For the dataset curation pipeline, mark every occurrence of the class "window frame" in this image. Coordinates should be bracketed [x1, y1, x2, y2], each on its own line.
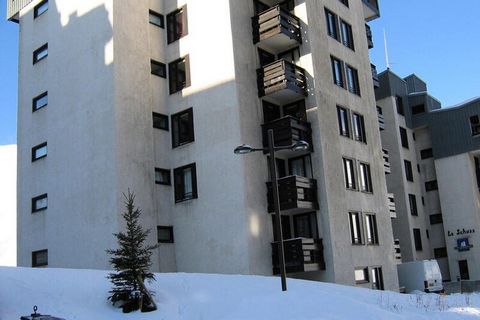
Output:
[395, 95, 404, 116]
[32, 142, 47, 162]
[420, 148, 433, 159]
[33, 43, 48, 64]
[32, 193, 48, 213]
[32, 249, 48, 267]
[345, 64, 360, 96]
[343, 157, 356, 190]
[399, 127, 409, 149]
[365, 214, 378, 245]
[173, 163, 198, 203]
[153, 112, 169, 131]
[340, 19, 354, 50]
[434, 247, 448, 259]
[425, 180, 438, 192]
[32, 91, 48, 112]
[157, 226, 174, 243]
[408, 194, 418, 216]
[171, 107, 194, 148]
[411, 104, 425, 115]
[168, 55, 190, 94]
[354, 267, 369, 284]
[337, 106, 350, 137]
[167, 6, 188, 44]
[404, 160, 414, 182]
[371, 267, 384, 290]
[34, 0, 48, 19]
[359, 162, 373, 193]
[325, 8, 339, 41]
[155, 168, 171, 186]
[413, 228, 423, 251]
[331, 56, 344, 88]
[352, 112, 366, 143]
[149, 9, 165, 28]
[349, 212, 363, 245]
[151, 59, 166, 78]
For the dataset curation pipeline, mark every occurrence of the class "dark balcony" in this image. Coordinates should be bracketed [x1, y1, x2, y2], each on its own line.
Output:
[267, 175, 318, 214]
[382, 148, 391, 174]
[394, 239, 402, 262]
[252, 5, 302, 53]
[371, 64, 379, 88]
[365, 24, 373, 49]
[272, 238, 325, 274]
[377, 106, 385, 131]
[262, 116, 312, 154]
[362, 0, 380, 21]
[388, 193, 396, 219]
[257, 59, 307, 104]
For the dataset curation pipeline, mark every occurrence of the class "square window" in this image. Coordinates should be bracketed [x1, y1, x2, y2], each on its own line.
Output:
[359, 162, 373, 192]
[346, 65, 360, 95]
[167, 6, 188, 44]
[32, 91, 48, 112]
[408, 194, 418, 216]
[32, 194, 48, 213]
[149, 10, 164, 28]
[155, 168, 171, 185]
[325, 9, 339, 40]
[153, 112, 169, 131]
[337, 106, 350, 137]
[33, 43, 48, 64]
[352, 112, 366, 143]
[429, 213, 443, 225]
[399, 127, 409, 149]
[34, 0, 48, 18]
[349, 212, 362, 244]
[331, 56, 344, 88]
[32, 249, 48, 267]
[365, 214, 378, 245]
[404, 160, 414, 182]
[355, 267, 369, 284]
[151, 59, 166, 78]
[32, 142, 47, 162]
[425, 180, 438, 191]
[168, 56, 190, 94]
[340, 20, 354, 50]
[343, 157, 356, 190]
[412, 104, 425, 115]
[157, 226, 174, 243]
[174, 163, 197, 203]
[171, 108, 194, 148]
[420, 148, 433, 159]
[434, 247, 447, 259]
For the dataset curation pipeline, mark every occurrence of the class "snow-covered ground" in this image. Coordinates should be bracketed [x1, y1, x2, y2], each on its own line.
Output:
[0, 267, 479, 320]
[0, 145, 16, 267]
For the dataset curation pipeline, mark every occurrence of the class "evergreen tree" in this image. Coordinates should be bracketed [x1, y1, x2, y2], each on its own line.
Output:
[106, 190, 158, 313]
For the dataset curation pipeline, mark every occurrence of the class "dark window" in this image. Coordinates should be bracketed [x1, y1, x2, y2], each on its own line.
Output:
[325, 9, 339, 40]
[258, 48, 276, 67]
[153, 112, 169, 130]
[33, 43, 48, 64]
[420, 148, 433, 159]
[429, 213, 443, 225]
[171, 108, 194, 148]
[412, 104, 425, 115]
[155, 168, 171, 185]
[417, 164, 421, 173]
[32, 91, 48, 112]
[459, 260, 470, 280]
[293, 212, 318, 238]
[331, 56, 344, 87]
[395, 95, 404, 115]
[278, 47, 300, 65]
[413, 228, 422, 251]
[349, 212, 362, 244]
[168, 56, 190, 94]
[434, 247, 447, 259]
[365, 214, 378, 245]
[268, 157, 287, 179]
[426, 229, 430, 239]
[475, 157, 480, 190]
[151, 59, 166, 78]
[343, 157, 356, 190]
[359, 162, 373, 192]
[412, 132, 416, 140]
[283, 100, 307, 121]
[272, 215, 292, 241]
[337, 106, 350, 137]
[34, 0, 48, 18]
[32, 249, 48, 267]
[288, 155, 313, 178]
[32, 194, 48, 213]
[352, 112, 366, 143]
[340, 20, 354, 50]
[371, 267, 384, 290]
[174, 163, 197, 202]
[346, 65, 360, 95]
[339, 0, 349, 7]
[425, 180, 438, 191]
[421, 196, 425, 206]
[167, 6, 188, 44]
[262, 101, 281, 123]
[404, 160, 413, 182]
[157, 226, 174, 243]
[408, 194, 418, 216]
[32, 142, 47, 162]
[149, 10, 164, 28]
[470, 115, 480, 136]
[399, 127, 409, 149]
[355, 267, 369, 284]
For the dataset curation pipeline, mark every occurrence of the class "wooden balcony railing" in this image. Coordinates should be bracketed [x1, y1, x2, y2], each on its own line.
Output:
[272, 237, 325, 274]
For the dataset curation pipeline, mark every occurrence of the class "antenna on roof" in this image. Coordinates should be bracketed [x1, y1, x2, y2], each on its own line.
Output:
[383, 29, 390, 69]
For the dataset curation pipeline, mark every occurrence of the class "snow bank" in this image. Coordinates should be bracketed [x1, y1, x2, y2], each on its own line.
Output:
[0, 145, 16, 267]
[0, 267, 479, 320]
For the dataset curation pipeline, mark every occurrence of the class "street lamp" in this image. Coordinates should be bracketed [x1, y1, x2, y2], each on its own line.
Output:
[234, 129, 309, 291]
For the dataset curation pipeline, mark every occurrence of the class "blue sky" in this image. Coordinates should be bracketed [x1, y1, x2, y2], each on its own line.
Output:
[0, 1, 479, 145]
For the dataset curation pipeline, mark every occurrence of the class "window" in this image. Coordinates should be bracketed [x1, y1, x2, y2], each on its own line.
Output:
[399, 127, 409, 149]
[32, 142, 47, 162]
[288, 155, 313, 178]
[340, 20, 354, 50]
[278, 47, 301, 65]
[34, 0, 48, 18]
[157, 226, 174, 243]
[429, 213, 443, 225]
[346, 65, 360, 95]
[420, 148, 433, 159]
[343, 157, 356, 190]
[352, 113, 366, 143]
[32, 194, 48, 213]
[331, 56, 344, 87]
[359, 162, 373, 192]
[408, 194, 418, 216]
[421, 196, 425, 206]
[32, 91, 48, 112]
[155, 168, 171, 185]
[337, 106, 350, 137]
[167, 6, 188, 44]
[434, 247, 447, 259]
[355, 267, 369, 284]
[339, 0, 349, 7]
[395, 95, 404, 115]
[413, 228, 422, 251]
[404, 160, 413, 182]
[371, 267, 384, 290]
[149, 10, 164, 28]
[33, 43, 48, 64]
[470, 115, 480, 136]
[153, 112, 169, 130]
[174, 163, 197, 202]
[349, 212, 362, 244]
[412, 104, 425, 115]
[151, 59, 166, 78]
[365, 214, 378, 245]
[32, 249, 48, 267]
[168, 56, 190, 94]
[325, 9, 339, 40]
[293, 212, 318, 239]
[425, 180, 438, 191]
[171, 108, 194, 148]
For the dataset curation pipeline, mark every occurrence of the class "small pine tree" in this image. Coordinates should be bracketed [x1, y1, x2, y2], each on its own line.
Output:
[106, 190, 158, 313]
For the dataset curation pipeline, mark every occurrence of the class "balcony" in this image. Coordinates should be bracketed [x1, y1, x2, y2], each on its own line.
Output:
[365, 24, 373, 49]
[377, 107, 385, 131]
[388, 193, 396, 219]
[262, 116, 312, 155]
[382, 149, 391, 174]
[371, 64, 379, 88]
[252, 5, 302, 53]
[257, 59, 308, 104]
[272, 238, 325, 274]
[267, 175, 319, 214]
[362, 0, 380, 21]
[394, 239, 402, 263]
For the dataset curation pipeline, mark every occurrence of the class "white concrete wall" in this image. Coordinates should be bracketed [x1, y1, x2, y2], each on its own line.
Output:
[0, 145, 17, 266]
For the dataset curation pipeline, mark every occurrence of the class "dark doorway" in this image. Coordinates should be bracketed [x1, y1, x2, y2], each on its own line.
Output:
[459, 260, 470, 280]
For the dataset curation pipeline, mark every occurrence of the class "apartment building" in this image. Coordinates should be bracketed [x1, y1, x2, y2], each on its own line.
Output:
[8, 0, 399, 290]
[376, 69, 480, 282]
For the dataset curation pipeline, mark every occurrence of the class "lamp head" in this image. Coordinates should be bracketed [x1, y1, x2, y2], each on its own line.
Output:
[234, 144, 254, 155]
[291, 140, 309, 152]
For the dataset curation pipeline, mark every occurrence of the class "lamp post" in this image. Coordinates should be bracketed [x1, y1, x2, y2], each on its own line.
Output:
[234, 129, 309, 292]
